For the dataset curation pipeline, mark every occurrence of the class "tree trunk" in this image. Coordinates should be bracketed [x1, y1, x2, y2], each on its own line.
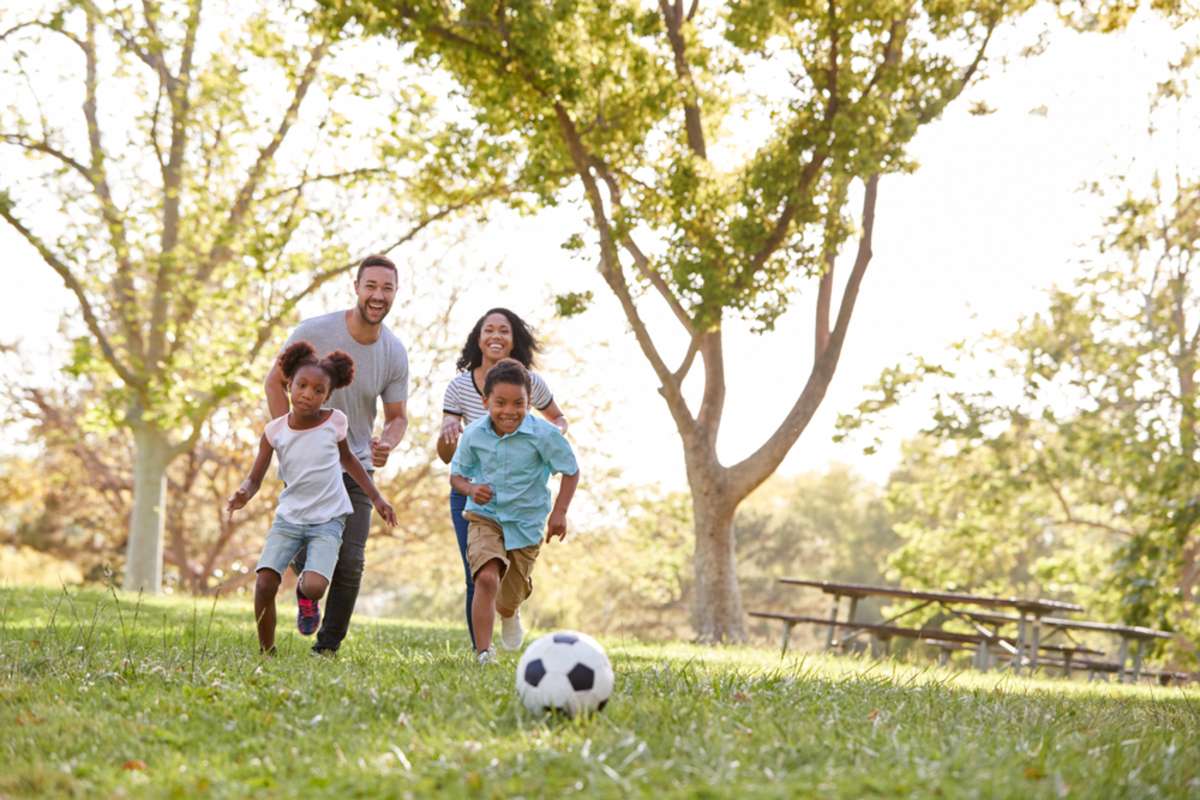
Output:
[123, 426, 171, 593]
[690, 494, 746, 643]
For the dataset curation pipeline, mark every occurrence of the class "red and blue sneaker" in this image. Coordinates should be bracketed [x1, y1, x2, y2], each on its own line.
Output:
[296, 585, 320, 636]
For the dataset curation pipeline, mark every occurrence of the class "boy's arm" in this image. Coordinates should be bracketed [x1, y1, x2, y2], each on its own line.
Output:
[339, 441, 397, 526]
[227, 435, 274, 516]
[545, 470, 580, 542]
[450, 472, 494, 505]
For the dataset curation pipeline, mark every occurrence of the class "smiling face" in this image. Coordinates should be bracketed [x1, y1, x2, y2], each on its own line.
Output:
[288, 364, 332, 416]
[478, 312, 514, 363]
[354, 265, 397, 326]
[483, 380, 529, 435]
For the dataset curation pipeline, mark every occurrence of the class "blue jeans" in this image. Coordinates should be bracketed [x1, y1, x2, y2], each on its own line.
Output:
[450, 489, 475, 648]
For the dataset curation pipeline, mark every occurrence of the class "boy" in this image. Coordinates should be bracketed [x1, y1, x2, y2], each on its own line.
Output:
[449, 359, 580, 664]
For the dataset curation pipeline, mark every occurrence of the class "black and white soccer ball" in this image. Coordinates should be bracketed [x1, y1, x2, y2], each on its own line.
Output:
[515, 630, 614, 715]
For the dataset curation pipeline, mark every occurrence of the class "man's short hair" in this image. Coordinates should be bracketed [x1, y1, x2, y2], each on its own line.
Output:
[356, 254, 398, 283]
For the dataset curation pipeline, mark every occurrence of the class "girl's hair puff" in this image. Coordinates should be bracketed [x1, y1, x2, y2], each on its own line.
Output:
[483, 358, 532, 397]
[456, 308, 541, 372]
[278, 341, 355, 390]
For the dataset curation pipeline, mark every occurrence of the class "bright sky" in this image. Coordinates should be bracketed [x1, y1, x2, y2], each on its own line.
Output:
[1, 6, 1195, 491]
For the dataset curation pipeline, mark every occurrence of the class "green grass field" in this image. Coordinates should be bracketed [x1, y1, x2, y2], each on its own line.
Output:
[1, 586, 1197, 798]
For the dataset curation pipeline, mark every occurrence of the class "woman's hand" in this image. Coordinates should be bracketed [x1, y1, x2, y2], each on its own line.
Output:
[440, 415, 464, 445]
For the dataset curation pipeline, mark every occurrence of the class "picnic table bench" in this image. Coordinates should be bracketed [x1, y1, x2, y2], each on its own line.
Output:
[961, 610, 1174, 683]
[755, 579, 1084, 674]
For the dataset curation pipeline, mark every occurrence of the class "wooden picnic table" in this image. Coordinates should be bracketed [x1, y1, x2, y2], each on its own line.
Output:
[775, 579, 1084, 674]
[962, 610, 1173, 683]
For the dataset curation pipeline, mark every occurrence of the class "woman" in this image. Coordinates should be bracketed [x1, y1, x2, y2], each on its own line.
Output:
[438, 308, 568, 647]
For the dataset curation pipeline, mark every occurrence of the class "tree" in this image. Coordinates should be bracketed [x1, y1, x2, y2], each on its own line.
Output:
[843, 175, 1200, 663]
[0, 0, 496, 592]
[320, 0, 1036, 639]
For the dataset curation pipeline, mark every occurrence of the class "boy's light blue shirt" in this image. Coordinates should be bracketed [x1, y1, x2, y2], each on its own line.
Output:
[450, 413, 579, 550]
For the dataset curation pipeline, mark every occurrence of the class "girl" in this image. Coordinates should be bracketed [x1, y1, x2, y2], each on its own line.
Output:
[437, 309, 568, 648]
[228, 341, 397, 653]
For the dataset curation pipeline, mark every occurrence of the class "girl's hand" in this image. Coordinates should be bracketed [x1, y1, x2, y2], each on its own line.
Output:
[470, 483, 493, 505]
[226, 482, 255, 518]
[440, 416, 463, 445]
[545, 510, 568, 542]
[373, 496, 398, 527]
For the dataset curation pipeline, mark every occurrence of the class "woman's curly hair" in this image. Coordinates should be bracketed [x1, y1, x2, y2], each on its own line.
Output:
[278, 341, 355, 390]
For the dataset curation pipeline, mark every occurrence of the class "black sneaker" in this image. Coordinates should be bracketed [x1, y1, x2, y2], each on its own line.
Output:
[296, 586, 320, 636]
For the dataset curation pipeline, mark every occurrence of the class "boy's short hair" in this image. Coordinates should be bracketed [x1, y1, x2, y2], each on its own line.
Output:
[356, 254, 398, 283]
[484, 358, 533, 396]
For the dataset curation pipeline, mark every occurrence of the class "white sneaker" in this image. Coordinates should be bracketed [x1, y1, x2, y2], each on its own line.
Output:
[499, 611, 524, 651]
[476, 647, 497, 666]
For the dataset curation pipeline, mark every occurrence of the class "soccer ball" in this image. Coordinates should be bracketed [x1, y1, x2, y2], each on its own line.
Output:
[515, 630, 614, 716]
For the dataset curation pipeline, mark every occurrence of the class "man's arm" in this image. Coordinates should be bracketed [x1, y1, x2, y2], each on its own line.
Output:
[370, 400, 408, 468]
[264, 361, 289, 419]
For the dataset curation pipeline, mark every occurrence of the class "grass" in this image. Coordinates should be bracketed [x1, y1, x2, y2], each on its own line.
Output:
[1, 586, 1198, 799]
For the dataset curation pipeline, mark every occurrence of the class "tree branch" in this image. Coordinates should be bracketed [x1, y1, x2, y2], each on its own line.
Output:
[658, 0, 706, 159]
[727, 174, 880, 498]
[554, 102, 696, 433]
[0, 202, 141, 389]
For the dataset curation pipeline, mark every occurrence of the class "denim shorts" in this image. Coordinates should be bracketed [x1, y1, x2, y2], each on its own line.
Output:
[256, 513, 347, 581]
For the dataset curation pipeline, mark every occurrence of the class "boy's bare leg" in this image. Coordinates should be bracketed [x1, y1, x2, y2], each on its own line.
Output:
[254, 570, 282, 652]
[472, 560, 502, 652]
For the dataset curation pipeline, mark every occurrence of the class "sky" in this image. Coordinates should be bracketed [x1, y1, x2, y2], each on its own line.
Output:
[1, 5, 1195, 492]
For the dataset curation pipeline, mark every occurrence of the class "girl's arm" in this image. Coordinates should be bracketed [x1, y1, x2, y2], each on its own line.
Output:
[338, 440, 398, 526]
[437, 412, 463, 464]
[226, 435, 274, 517]
[539, 400, 568, 435]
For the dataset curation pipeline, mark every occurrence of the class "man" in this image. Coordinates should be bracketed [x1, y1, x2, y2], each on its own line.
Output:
[264, 254, 409, 654]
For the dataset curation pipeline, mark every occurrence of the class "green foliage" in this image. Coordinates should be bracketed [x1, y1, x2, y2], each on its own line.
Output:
[2, 586, 1198, 798]
[319, 0, 1031, 330]
[845, 172, 1200, 665]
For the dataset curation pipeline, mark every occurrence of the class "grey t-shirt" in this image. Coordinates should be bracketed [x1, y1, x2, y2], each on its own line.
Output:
[282, 310, 409, 471]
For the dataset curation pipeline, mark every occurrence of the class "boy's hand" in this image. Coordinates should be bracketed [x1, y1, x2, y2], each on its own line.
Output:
[545, 510, 568, 542]
[373, 496, 398, 527]
[470, 483, 493, 505]
[226, 481, 255, 518]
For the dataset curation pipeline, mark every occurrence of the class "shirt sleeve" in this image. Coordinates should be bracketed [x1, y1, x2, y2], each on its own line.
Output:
[381, 341, 409, 403]
[530, 372, 554, 411]
[449, 429, 480, 477]
[263, 415, 288, 449]
[442, 377, 464, 416]
[330, 409, 348, 441]
[538, 426, 579, 476]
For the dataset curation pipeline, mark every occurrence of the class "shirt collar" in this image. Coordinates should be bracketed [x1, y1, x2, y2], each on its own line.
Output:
[485, 413, 536, 439]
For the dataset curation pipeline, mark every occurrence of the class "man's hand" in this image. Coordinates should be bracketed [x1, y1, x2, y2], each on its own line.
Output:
[373, 496, 398, 526]
[545, 509, 568, 542]
[370, 436, 393, 468]
[226, 481, 256, 519]
[470, 483, 493, 505]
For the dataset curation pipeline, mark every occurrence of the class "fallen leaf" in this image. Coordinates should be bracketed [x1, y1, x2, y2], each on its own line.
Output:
[1024, 766, 1046, 781]
[122, 760, 147, 772]
[732, 691, 750, 704]
[867, 709, 881, 721]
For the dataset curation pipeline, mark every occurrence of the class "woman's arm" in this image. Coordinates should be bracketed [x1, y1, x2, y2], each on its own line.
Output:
[539, 400, 568, 434]
[437, 412, 464, 464]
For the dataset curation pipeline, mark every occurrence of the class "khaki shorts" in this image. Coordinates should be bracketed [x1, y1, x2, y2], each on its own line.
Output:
[465, 512, 540, 614]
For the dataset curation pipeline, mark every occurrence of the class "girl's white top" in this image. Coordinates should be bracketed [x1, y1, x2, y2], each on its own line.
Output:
[265, 409, 353, 525]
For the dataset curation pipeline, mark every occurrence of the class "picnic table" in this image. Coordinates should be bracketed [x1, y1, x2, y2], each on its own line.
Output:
[754, 578, 1083, 674]
[963, 610, 1174, 683]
